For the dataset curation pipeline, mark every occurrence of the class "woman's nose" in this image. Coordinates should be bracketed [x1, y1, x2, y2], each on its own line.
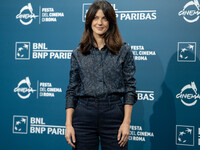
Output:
[97, 19, 102, 25]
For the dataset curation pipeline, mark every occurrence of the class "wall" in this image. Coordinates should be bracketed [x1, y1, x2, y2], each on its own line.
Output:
[0, 0, 200, 149]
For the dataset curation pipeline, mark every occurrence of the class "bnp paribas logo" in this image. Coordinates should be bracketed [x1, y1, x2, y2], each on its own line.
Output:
[177, 42, 196, 62]
[176, 125, 194, 146]
[178, 0, 200, 23]
[15, 42, 30, 60]
[82, 3, 157, 22]
[13, 115, 28, 134]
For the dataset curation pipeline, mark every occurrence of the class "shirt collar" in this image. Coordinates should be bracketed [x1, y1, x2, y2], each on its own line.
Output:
[92, 43, 107, 51]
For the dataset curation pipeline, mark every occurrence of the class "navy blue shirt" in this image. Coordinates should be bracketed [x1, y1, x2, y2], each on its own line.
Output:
[65, 43, 137, 109]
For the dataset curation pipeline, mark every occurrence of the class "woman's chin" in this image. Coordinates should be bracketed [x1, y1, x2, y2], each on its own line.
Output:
[94, 32, 106, 37]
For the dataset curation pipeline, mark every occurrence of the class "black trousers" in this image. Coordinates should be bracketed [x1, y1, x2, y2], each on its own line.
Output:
[72, 95, 128, 150]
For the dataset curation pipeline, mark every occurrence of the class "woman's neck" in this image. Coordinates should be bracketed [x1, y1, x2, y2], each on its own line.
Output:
[93, 33, 105, 51]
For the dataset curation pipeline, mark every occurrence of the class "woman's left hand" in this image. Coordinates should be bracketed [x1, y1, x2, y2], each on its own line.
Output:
[117, 122, 130, 147]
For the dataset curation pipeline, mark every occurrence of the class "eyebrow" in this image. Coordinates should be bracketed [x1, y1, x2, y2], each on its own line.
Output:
[94, 15, 106, 18]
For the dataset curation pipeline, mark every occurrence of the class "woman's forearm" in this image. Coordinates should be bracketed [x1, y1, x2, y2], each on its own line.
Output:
[65, 108, 75, 126]
[123, 104, 133, 124]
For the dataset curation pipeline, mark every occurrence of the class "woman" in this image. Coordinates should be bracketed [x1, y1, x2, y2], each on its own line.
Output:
[65, 1, 137, 150]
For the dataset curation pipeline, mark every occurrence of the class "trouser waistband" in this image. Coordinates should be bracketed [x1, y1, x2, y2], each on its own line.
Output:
[77, 94, 123, 106]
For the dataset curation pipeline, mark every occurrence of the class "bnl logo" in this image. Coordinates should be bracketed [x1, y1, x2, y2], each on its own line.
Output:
[82, 3, 118, 22]
[176, 125, 194, 146]
[13, 115, 28, 134]
[177, 42, 196, 62]
[15, 42, 30, 60]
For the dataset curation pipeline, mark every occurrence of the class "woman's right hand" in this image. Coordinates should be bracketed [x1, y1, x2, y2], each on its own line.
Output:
[65, 124, 76, 148]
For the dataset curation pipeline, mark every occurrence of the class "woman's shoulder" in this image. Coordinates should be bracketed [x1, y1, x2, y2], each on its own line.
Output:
[71, 46, 81, 56]
[119, 42, 132, 54]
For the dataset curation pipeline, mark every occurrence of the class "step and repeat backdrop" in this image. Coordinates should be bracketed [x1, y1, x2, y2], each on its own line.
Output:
[1, 0, 200, 150]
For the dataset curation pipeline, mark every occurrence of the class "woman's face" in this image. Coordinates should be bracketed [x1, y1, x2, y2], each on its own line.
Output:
[91, 9, 109, 37]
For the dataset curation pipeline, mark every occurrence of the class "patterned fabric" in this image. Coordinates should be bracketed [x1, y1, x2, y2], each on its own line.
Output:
[65, 43, 137, 109]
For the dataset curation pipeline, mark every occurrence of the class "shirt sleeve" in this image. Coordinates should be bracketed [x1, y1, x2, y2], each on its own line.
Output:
[65, 51, 80, 109]
[122, 45, 137, 105]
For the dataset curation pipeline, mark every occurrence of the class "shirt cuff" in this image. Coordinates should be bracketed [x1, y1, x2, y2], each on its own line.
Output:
[124, 93, 138, 105]
[65, 96, 77, 109]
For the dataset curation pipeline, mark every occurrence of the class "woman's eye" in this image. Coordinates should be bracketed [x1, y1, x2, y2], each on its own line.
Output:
[103, 17, 108, 21]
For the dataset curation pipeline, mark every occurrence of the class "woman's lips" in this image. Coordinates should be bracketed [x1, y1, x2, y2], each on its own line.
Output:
[96, 27, 104, 30]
